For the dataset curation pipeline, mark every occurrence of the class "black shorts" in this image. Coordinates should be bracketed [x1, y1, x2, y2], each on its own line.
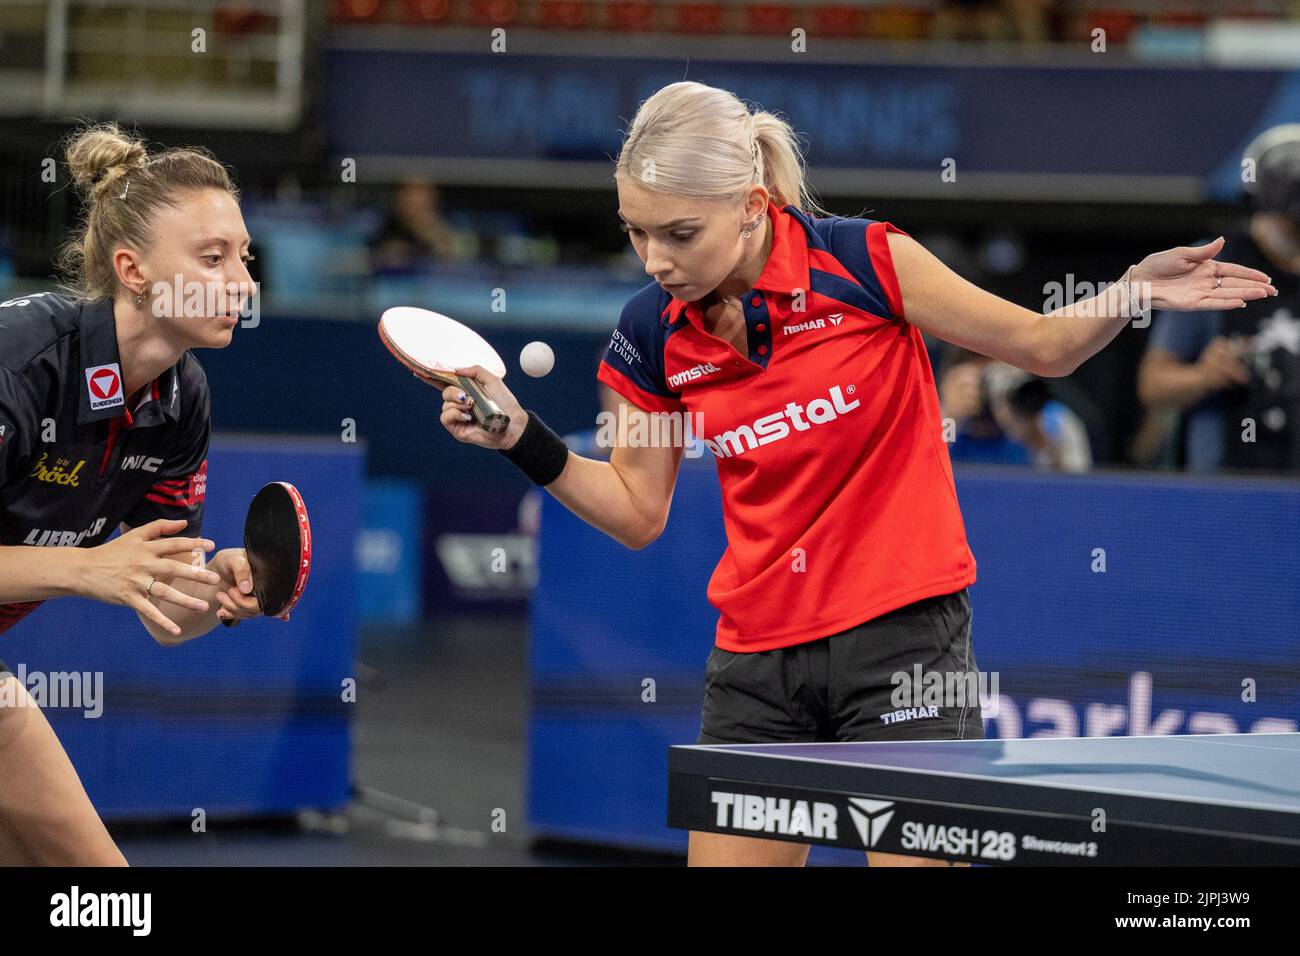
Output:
[698, 588, 983, 744]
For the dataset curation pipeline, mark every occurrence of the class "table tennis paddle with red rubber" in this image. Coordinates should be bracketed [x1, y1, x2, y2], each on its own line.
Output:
[378, 306, 510, 434]
[220, 481, 312, 627]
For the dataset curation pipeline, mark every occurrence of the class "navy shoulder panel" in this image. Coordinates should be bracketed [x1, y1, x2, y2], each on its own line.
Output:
[807, 215, 900, 322]
[601, 280, 680, 402]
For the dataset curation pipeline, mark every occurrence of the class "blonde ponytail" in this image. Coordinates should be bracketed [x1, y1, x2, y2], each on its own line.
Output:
[615, 81, 833, 217]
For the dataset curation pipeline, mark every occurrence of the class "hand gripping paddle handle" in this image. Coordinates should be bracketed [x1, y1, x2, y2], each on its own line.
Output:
[210, 547, 241, 628]
[456, 374, 510, 434]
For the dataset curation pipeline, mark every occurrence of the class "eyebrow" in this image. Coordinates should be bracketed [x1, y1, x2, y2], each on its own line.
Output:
[196, 236, 252, 247]
[617, 212, 703, 230]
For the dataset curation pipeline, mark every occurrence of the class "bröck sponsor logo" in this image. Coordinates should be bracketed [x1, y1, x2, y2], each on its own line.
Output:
[29, 453, 86, 488]
[703, 384, 860, 459]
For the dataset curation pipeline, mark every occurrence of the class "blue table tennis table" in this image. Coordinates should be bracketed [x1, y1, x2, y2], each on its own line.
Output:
[667, 733, 1300, 865]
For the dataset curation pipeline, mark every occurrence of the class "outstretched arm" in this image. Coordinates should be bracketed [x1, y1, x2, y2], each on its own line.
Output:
[888, 233, 1276, 376]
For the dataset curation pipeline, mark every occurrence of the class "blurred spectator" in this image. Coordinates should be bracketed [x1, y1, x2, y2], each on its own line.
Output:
[939, 350, 1092, 471]
[368, 178, 475, 273]
[1127, 406, 1180, 470]
[1138, 125, 1300, 474]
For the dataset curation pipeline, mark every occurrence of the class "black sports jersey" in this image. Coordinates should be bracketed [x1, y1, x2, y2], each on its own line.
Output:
[0, 292, 211, 633]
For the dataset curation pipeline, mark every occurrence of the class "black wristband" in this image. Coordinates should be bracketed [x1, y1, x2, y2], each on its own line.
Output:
[499, 410, 570, 486]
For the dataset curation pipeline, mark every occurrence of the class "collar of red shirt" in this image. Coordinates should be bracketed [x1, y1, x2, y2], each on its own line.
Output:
[668, 198, 810, 325]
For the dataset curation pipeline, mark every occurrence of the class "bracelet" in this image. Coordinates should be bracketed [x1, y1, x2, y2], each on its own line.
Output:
[1120, 265, 1146, 321]
[499, 410, 570, 486]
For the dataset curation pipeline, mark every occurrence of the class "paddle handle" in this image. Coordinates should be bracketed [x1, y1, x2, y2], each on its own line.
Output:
[457, 374, 510, 434]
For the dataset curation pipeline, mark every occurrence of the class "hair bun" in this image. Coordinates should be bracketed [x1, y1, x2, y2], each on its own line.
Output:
[65, 122, 148, 194]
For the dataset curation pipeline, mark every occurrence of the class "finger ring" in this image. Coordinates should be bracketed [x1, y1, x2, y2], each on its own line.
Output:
[146, 576, 156, 598]
[1216, 276, 1222, 288]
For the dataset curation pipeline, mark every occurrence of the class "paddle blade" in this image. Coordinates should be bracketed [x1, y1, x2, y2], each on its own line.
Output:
[378, 307, 507, 380]
[243, 482, 312, 617]
[377, 307, 512, 432]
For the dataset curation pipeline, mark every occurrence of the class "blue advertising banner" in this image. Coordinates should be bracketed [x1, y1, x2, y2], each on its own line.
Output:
[527, 463, 1300, 853]
[358, 478, 424, 627]
[1, 435, 362, 820]
[325, 47, 1300, 200]
[423, 483, 536, 612]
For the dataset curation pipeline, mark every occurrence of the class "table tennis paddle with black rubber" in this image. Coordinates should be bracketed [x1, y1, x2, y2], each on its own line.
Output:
[221, 481, 312, 627]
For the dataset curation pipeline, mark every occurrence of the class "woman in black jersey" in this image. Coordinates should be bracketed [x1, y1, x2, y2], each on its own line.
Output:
[0, 124, 271, 865]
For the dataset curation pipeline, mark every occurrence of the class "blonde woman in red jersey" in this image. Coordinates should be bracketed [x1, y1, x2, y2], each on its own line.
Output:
[436, 82, 1277, 866]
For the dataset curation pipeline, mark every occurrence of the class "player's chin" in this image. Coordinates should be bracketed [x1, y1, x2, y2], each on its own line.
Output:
[204, 315, 241, 345]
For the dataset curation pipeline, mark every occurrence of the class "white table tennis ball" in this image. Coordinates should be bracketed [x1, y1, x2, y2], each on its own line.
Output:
[520, 341, 555, 378]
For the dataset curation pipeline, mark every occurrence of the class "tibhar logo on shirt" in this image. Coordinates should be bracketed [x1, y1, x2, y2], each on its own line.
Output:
[783, 318, 826, 336]
[703, 384, 860, 459]
[783, 313, 846, 336]
[85, 363, 124, 410]
[667, 362, 721, 388]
